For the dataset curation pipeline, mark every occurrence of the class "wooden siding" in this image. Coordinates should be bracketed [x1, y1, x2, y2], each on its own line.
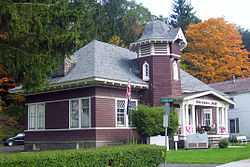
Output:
[95, 97, 115, 127]
[45, 101, 69, 129]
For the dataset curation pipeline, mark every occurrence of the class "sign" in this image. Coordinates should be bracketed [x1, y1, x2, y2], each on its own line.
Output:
[174, 136, 179, 142]
[195, 99, 217, 107]
[163, 112, 169, 128]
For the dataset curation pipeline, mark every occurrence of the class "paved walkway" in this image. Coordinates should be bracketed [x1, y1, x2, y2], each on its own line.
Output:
[159, 164, 217, 167]
[0, 145, 24, 153]
[217, 159, 250, 167]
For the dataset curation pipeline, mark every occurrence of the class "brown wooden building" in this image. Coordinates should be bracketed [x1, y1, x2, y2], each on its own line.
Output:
[22, 20, 234, 150]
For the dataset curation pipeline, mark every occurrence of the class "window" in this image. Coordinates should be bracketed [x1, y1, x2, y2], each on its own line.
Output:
[202, 109, 212, 127]
[173, 60, 179, 80]
[69, 98, 91, 129]
[142, 62, 150, 81]
[116, 99, 137, 127]
[230, 118, 239, 133]
[28, 103, 45, 130]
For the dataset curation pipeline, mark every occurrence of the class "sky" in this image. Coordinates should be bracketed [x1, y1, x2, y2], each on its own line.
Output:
[134, 0, 250, 29]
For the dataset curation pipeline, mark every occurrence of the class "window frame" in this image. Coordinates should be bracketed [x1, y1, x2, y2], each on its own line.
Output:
[142, 61, 150, 81]
[69, 97, 91, 129]
[172, 60, 179, 81]
[28, 103, 45, 130]
[229, 118, 240, 133]
[115, 98, 138, 127]
[202, 109, 212, 127]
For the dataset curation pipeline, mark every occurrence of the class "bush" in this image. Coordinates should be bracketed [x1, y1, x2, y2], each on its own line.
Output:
[133, 105, 179, 138]
[132, 105, 165, 138]
[0, 145, 164, 167]
[219, 139, 229, 148]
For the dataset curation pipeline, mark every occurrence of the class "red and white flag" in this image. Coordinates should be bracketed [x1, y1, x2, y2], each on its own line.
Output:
[126, 80, 131, 100]
[126, 80, 131, 114]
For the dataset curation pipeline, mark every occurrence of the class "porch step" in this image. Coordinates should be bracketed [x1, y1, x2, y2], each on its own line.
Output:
[208, 137, 221, 148]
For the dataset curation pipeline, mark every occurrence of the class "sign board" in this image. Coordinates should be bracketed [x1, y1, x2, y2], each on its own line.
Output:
[163, 112, 169, 128]
[195, 99, 217, 107]
[174, 136, 179, 142]
[186, 134, 208, 149]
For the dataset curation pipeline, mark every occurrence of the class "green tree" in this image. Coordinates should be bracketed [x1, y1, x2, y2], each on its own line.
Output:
[168, 111, 179, 136]
[170, 0, 200, 31]
[0, 0, 96, 90]
[133, 105, 179, 140]
[96, 0, 151, 46]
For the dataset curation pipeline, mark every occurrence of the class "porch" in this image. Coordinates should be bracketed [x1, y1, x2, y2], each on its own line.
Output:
[174, 91, 235, 145]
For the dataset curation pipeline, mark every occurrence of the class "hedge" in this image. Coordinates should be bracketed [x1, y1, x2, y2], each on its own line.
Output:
[0, 145, 164, 167]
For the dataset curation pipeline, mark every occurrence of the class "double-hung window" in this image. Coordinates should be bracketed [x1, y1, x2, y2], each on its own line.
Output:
[28, 103, 45, 130]
[229, 118, 239, 133]
[69, 98, 91, 129]
[116, 99, 137, 127]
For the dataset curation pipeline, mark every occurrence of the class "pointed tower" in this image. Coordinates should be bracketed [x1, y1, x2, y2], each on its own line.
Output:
[130, 20, 187, 106]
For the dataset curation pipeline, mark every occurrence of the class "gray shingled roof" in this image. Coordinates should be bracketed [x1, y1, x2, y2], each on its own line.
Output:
[209, 77, 250, 94]
[138, 20, 180, 42]
[180, 70, 216, 92]
[50, 40, 224, 96]
[50, 40, 146, 85]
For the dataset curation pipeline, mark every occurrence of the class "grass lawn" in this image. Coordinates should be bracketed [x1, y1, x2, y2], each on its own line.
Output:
[165, 144, 250, 164]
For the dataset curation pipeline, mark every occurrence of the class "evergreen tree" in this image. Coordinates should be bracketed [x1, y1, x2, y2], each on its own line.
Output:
[0, 0, 96, 90]
[170, 0, 200, 31]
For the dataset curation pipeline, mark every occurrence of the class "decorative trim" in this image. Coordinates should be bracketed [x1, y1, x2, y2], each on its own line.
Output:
[24, 127, 136, 132]
[183, 90, 235, 105]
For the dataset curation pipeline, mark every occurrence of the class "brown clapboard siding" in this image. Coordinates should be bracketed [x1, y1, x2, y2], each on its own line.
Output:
[26, 87, 95, 103]
[95, 97, 115, 127]
[25, 129, 96, 142]
[45, 101, 69, 129]
[95, 129, 139, 141]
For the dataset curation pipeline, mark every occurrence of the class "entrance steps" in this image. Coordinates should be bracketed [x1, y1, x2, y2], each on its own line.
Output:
[208, 136, 221, 148]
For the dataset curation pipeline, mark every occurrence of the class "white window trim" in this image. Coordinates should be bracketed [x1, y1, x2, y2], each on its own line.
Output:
[142, 61, 150, 81]
[69, 97, 91, 129]
[173, 60, 179, 81]
[28, 103, 45, 130]
[115, 98, 138, 127]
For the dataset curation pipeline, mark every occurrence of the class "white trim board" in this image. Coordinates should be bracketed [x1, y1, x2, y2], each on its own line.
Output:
[183, 90, 235, 105]
[24, 127, 136, 132]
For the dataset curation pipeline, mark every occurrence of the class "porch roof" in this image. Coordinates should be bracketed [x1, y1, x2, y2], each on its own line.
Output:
[175, 90, 235, 105]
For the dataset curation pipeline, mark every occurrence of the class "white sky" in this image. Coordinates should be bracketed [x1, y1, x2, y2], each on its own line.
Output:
[134, 0, 250, 29]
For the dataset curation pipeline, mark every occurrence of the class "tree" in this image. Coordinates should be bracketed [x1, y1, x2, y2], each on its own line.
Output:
[170, 0, 200, 31]
[183, 18, 250, 83]
[133, 105, 165, 139]
[0, 0, 96, 90]
[239, 28, 250, 52]
[133, 105, 179, 141]
[168, 111, 179, 136]
[96, 0, 151, 46]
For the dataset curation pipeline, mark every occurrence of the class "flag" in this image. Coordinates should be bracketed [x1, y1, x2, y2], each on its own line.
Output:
[126, 80, 131, 115]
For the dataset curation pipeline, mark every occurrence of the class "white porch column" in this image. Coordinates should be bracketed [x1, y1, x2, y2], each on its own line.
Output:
[225, 107, 229, 134]
[181, 103, 186, 135]
[216, 107, 220, 134]
[192, 105, 196, 133]
[185, 104, 189, 125]
[221, 107, 225, 127]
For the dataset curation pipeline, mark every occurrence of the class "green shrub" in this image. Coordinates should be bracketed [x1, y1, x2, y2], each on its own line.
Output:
[133, 105, 165, 138]
[219, 139, 229, 148]
[0, 145, 164, 167]
[133, 105, 179, 138]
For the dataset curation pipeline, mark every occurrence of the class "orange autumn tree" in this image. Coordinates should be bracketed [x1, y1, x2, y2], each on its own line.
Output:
[0, 64, 16, 112]
[183, 18, 250, 83]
